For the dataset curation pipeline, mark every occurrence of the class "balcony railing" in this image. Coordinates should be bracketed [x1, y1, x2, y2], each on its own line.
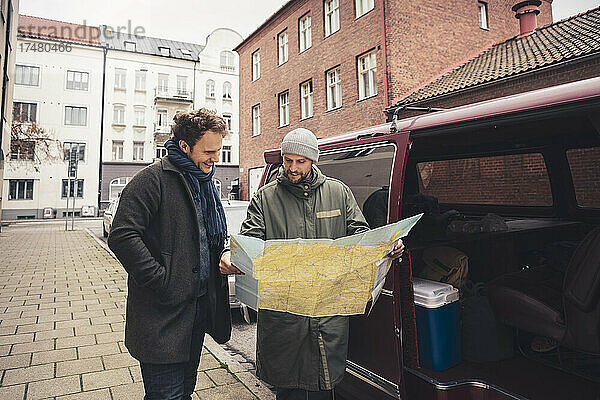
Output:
[154, 86, 193, 102]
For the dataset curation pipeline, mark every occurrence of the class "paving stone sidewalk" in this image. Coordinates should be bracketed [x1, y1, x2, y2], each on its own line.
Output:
[0, 223, 274, 400]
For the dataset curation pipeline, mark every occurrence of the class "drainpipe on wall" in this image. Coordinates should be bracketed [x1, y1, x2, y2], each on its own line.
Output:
[193, 56, 198, 109]
[512, 0, 542, 37]
[379, 0, 390, 108]
[97, 44, 107, 213]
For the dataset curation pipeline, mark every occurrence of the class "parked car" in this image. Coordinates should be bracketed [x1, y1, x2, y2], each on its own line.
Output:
[103, 198, 119, 238]
[223, 200, 250, 310]
[256, 77, 600, 399]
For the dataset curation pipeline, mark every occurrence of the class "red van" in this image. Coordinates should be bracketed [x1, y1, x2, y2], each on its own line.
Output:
[257, 76, 600, 399]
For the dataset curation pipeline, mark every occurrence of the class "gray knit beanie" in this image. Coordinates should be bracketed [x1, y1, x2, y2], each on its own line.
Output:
[281, 128, 319, 162]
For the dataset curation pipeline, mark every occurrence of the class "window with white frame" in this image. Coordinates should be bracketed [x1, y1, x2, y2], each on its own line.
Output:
[180, 48, 192, 57]
[135, 70, 146, 91]
[252, 51, 261, 81]
[222, 113, 232, 131]
[9, 179, 34, 200]
[65, 106, 87, 126]
[15, 65, 40, 86]
[133, 141, 144, 161]
[124, 41, 136, 51]
[206, 80, 215, 98]
[63, 142, 86, 162]
[157, 109, 168, 130]
[134, 107, 145, 126]
[10, 141, 35, 161]
[177, 75, 187, 96]
[223, 81, 232, 100]
[327, 67, 342, 110]
[299, 13, 312, 52]
[358, 50, 377, 99]
[356, 0, 374, 18]
[220, 51, 235, 71]
[13, 102, 37, 123]
[66, 70, 89, 90]
[278, 30, 289, 65]
[324, 0, 340, 37]
[301, 80, 313, 119]
[252, 104, 260, 136]
[156, 146, 168, 159]
[113, 105, 125, 124]
[158, 74, 168, 94]
[279, 91, 289, 127]
[114, 68, 126, 90]
[159, 46, 170, 56]
[109, 177, 131, 200]
[61, 179, 84, 198]
[112, 141, 124, 160]
[478, 2, 488, 29]
[221, 145, 232, 163]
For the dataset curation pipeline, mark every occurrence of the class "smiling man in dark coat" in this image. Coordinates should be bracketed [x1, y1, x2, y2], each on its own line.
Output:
[108, 109, 240, 399]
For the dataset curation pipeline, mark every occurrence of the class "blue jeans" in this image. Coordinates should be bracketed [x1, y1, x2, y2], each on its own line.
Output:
[140, 296, 207, 400]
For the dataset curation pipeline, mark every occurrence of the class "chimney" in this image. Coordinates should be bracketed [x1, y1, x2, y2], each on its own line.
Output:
[512, 0, 542, 37]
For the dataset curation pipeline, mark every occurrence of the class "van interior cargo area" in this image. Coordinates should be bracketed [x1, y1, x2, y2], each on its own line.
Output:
[400, 217, 599, 399]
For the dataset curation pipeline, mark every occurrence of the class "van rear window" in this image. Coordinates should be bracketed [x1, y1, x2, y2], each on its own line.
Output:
[567, 147, 600, 208]
[417, 153, 552, 206]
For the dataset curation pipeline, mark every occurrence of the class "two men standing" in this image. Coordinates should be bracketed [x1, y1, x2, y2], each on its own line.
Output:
[110, 112, 403, 400]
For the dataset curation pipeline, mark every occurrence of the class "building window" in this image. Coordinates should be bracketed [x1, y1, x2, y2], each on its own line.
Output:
[356, 0, 374, 18]
[135, 70, 146, 91]
[299, 13, 312, 52]
[10, 140, 35, 161]
[66, 70, 89, 90]
[326, 67, 342, 110]
[8, 179, 34, 200]
[279, 91, 289, 127]
[301, 80, 313, 119]
[358, 50, 377, 99]
[278, 30, 288, 65]
[252, 50, 260, 81]
[478, 2, 488, 29]
[13, 102, 37, 123]
[177, 75, 187, 96]
[63, 142, 86, 162]
[223, 81, 232, 100]
[113, 105, 125, 124]
[157, 74, 168, 94]
[124, 41, 136, 51]
[157, 109, 168, 131]
[156, 146, 168, 159]
[221, 145, 232, 163]
[252, 104, 260, 137]
[158, 46, 170, 57]
[65, 106, 87, 126]
[220, 51, 235, 72]
[15, 65, 39, 86]
[222, 113, 232, 131]
[112, 141, 124, 160]
[114, 68, 126, 90]
[61, 179, 84, 198]
[180, 48, 192, 57]
[206, 79, 215, 98]
[324, 0, 340, 37]
[133, 141, 144, 161]
[134, 107, 145, 126]
[109, 177, 131, 200]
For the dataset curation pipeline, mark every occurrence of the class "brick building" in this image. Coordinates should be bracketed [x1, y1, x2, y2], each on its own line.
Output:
[235, 0, 553, 199]
[386, 3, 600, 208]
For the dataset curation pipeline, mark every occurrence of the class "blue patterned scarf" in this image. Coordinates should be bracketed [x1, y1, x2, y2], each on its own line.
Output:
[165, 139, 227, 247]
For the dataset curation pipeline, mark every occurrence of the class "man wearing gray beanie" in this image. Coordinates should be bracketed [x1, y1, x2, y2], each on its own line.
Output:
[240, 128, 404, 400]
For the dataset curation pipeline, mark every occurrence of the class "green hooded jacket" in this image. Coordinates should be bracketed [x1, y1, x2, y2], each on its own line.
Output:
[240, 165, 369, 390]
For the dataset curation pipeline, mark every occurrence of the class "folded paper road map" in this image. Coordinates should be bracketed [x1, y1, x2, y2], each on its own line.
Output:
[231, 214, 422, 317]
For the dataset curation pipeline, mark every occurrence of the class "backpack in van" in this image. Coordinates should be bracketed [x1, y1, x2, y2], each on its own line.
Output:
[416, 246, 469, 290]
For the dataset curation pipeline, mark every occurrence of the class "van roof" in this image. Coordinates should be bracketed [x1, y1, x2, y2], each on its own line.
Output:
[265, 76, 600, 161]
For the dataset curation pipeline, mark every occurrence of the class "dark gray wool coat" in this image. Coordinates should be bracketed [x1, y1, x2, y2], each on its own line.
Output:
[108, 157, 231, 364]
